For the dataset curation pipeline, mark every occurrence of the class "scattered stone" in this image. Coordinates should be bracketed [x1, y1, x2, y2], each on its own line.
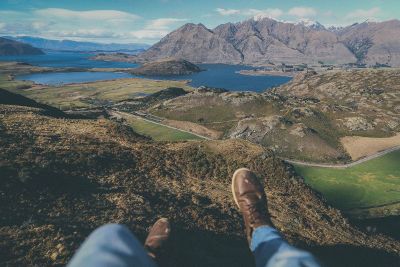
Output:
[342, 117, 374, 131]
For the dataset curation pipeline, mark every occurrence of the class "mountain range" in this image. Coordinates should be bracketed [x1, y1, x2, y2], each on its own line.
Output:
[0, 37, 44, 56]
[4, 36, 151, 52]
[138, 18, 400, 67]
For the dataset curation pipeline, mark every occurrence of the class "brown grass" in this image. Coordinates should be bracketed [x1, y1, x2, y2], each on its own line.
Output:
[341, 133, 400, 160]
[164, 119, 223, 139]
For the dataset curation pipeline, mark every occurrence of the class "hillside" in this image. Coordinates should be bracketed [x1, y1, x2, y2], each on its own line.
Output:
[338, 20, 400, 66]
[131, 58, 202, 76]
[1, 96, 400, 266]
[0, 37, 44, 56]
[138, 18, 400, 66]
[0, 88, 66, 118]
[148, 69, 400, 162]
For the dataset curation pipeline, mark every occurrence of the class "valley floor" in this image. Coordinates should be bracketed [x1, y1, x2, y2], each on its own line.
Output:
[1, 61, 400, 221]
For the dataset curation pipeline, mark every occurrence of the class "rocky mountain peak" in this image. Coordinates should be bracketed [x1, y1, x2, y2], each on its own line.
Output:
[296, 19, 325, 30]
[138, 18, 400, 67]
[179, 23, 211, 33]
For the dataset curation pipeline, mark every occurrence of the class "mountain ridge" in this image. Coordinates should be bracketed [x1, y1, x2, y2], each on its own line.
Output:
[138, 18, 400, 66]
[0, 37, 44, 56]
[4, 36, 150, 52]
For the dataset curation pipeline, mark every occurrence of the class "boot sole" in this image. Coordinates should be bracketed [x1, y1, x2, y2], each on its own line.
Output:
[231, 167, 251, 211]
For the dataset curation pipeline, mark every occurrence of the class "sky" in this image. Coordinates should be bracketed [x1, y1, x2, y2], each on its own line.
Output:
[0, 0, 399, 44]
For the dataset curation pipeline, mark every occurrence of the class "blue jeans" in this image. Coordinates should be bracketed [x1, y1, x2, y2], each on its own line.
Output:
[68, 224, 320, 267]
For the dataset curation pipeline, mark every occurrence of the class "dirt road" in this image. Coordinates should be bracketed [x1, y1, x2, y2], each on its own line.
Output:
[109, 110, 212, 140]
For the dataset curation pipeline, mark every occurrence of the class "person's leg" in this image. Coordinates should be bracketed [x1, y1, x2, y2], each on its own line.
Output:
[251, 226, 320, 267]
[231, 168, 321, 267]
[68, 224, 158, 267]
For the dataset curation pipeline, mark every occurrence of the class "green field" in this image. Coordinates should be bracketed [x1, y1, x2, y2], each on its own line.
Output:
[0, 71, 194, 110]
[126, 116, 203, 141]
[294, 150, 400, 217]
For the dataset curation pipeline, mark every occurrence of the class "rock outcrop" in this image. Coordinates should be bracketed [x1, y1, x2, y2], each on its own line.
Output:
[131, 58, 202, 76]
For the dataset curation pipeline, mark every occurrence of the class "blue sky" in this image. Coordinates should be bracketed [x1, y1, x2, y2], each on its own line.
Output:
[0, 0, 399, 44]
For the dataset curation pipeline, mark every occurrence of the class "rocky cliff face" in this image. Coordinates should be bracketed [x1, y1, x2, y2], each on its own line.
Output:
[0, 37, 44, 56]
[138, 18, 400, 67]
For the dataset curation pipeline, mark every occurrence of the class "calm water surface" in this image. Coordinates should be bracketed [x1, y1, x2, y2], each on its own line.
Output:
[0, 51, 139, 68]
[151, 64, 292, 92]
[3, 52, 292, 91]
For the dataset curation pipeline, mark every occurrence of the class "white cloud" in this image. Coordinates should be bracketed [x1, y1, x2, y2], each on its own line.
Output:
[345, 7, 381, 21]
[130, 17, 187, 40]
[53, 29, 121, 39]
[288, 7, 317, 18]
[34, 8, 140, 21]
[129, 29, 169, 40]
[216, 8, 240, 16]
[245, 8, 284, 20]
[215, 7, 283, 20]
[146, 18, 186, 30]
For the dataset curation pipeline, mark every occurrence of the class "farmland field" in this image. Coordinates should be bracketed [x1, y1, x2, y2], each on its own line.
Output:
[294, 150, 400, 218]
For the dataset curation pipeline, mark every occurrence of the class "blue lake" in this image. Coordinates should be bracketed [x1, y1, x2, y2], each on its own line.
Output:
[147, 64, 292, 92]
[3, 52, 292, 92]
[0, 51, 139, 68]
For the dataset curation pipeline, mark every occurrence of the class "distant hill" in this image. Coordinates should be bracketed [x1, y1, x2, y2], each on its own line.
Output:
[0, 37, 44, 56]
[131, 58, 202, 75]
[138, 18, 400, 67]
[4, 36, 151, 52]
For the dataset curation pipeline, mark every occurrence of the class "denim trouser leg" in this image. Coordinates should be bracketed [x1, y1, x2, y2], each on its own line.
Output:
[68, 224, 158, 267]
[251, 226, 321, 267]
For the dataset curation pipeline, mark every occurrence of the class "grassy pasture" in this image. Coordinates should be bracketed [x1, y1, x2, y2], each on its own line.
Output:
[294, 150, 400, 218]
[0, 74, 193, 110]
[125, 116, 203, 141]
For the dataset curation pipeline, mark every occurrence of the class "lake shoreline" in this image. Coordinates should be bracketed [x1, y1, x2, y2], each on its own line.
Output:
[237, 69, 296, 77]
[1, 52, 293, 91]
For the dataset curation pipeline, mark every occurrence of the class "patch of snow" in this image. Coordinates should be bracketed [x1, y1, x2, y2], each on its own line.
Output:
[296, 18, 325, 30]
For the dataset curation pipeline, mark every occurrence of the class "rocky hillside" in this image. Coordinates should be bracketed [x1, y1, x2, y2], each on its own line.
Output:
[338, 20, 400, 66]
[138, 18, 400, 67]
[1, 95, 400, 266]
[131, 58, 202, 76]
[0, 37, 44, 56]
[148, 69, 400, 162]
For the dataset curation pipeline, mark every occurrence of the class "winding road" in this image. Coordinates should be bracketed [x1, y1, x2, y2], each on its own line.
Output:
[283, 145, 400, 168]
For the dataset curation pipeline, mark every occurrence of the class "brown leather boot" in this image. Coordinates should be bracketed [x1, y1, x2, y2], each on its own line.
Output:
[231, 168, 272, 244]
[144, 218, 171, 262]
